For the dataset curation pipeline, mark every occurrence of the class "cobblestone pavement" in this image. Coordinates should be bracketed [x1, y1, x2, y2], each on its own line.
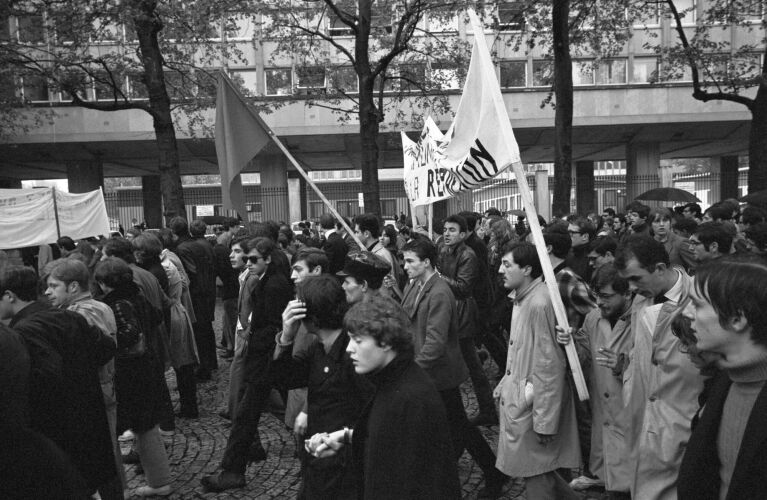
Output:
[120, 300, 602, 499]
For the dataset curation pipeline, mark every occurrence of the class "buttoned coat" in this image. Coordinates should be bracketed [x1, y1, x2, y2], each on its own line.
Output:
[401, 274, 468, 391]
[436, 241, 480, 339]
[495, 279, 581, 477]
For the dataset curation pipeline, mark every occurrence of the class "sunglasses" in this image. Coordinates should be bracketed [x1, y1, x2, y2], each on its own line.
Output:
[242, 255, 264, 264]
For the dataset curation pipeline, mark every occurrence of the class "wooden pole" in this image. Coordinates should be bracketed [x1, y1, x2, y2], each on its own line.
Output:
[51, 186, 61, 239]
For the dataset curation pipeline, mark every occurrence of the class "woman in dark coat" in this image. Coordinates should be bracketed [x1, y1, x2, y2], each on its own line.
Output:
[307, 295, 461, 500]
[95, 257, 173, 497]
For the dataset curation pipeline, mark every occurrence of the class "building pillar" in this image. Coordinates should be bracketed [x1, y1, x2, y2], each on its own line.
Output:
[535, 170, 551, 222]
[626, 142, 660, 203]
[0, 177, 22, 188]
[66, 160, 104, 193]
[141, 175, 163, 228]
[575, 161, 595, 215]
[719, 155, 740, 201]
[287, 176, 302, 224]
[257, 153, 290, 222]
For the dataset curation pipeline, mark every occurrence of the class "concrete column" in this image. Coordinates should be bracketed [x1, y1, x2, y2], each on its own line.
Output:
[257, 153, 289, 222]
[719, 155, 740, 201]
[626, 142, 660, 202]
[0, 177, 22, 188]
[659, 164, 674, 188]
[66, 160, 103, 193]
[287, 177, 302, 223]
[535, 170, 551, 221]
[575, 161, 595, 215]
[141, 175, 163, 228]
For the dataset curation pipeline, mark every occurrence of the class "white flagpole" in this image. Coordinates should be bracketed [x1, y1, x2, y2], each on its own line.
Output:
[467, 10, 588, 401]
[220, 73, 365, 250]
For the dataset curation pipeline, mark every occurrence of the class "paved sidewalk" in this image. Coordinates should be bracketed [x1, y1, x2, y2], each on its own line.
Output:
[119, 300, 603, 499]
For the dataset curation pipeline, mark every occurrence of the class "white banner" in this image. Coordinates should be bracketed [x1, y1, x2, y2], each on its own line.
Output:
[403, 16, 521, 207]
[0, 187, 110, 249]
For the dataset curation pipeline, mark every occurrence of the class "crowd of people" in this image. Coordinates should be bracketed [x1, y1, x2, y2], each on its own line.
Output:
[2, 197, 767, 499]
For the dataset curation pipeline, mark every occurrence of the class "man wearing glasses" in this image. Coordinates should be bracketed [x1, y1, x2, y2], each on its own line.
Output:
[566, 217, 596, 283]
[689, 221, 733, 264]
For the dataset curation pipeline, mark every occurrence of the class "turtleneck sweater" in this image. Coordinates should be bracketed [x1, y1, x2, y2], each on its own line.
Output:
[717, 351, 767, 499]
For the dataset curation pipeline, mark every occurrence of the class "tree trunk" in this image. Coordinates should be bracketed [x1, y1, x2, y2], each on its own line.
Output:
[356, 0, 381, 215]
[552, 0, 573, 216]
[748, 83, 767, 193]
[134, 0, 186, 223]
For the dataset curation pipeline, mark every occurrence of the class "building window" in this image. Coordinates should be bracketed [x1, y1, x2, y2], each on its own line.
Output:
[296, 66, 326, 90]
[0, 17, 10, 42]
[94, 72, 126, 101]
[329, 66, 358, 93]
[572, 61, 594, 86]
[327, 12, 354, 37]
[265, 68, 292, 96]
[498, 2, 526, 31]
[596, 59, 627, 84]
[532, 60, 553, 87]
[427, 12, 455, 32]
[128, 73, 149, 99]
[231, 69, 259, 95]
[633, 1, 660, 26]
[499, 60, 526, 88]
[668, 0, 696, 24]
[631, 57, 658, 83]
[17, 15, 45, 44]
[91, 19, 123, 43]
[399, 63, 427, 92]
[22, 75, 49, 102]
[431, 63, 461, 90]
[370, 4, 393, 34]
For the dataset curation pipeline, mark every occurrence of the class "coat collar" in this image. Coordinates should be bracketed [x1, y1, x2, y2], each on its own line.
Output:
[10, 300, 51, 328]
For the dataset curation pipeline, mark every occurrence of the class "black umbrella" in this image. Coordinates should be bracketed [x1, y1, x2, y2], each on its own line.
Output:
[199, 215, 238, 225]
[635, 187, 700, 203]
[739, 189, 767, 207]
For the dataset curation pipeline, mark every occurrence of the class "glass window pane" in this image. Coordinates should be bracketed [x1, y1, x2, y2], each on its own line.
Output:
[296, 66, 325, 88]
[0, 16, 12, 41]
[669, 0, 696, 23]
[128, 73, 149, 99]
[94, 72, 126, 100]
[23, 75, 48, 101]
[596, 59, 626, 84]
[431, 63, 461, 90]
[330, 67, 358, 93]
[428, 13, 454, 32]
[631, 58, 658, 83]
[400, 63, 426, 91]
[265, 68, 292, 95]
[17, 15, 44, 43]
[532, 60, 553, 87]
[328, 12, 354, 37]
[499, 61, 526, 88]
[573, 61, 594, 86]
[498, 3, 526, 31]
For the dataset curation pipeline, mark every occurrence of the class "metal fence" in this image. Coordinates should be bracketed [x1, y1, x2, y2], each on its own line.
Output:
[104, 170, 748, 229]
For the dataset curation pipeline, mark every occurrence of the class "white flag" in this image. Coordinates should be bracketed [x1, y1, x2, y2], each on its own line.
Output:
[403, 10, 521, 206]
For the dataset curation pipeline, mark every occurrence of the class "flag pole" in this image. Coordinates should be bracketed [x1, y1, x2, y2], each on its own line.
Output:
[51, 186, 61, 239]
[219, 72, 365, 250]
[467, 10, 588, 401]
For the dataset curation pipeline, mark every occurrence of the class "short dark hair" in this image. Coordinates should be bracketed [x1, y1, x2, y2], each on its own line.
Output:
[590, 236, 618, 257]
[673, 217, 698, 235]
[626, 202, 651, 220]
[649, 207, 674, 223]
[293, 248, 329, 272]
[500, 241, 542, 279]
[48, 259, 90, 289]
[190, 219, 207, 237]
[746, 222, 767, 252]
[704, 203, 733, 222]
[344, 295, 412, 354]
[444, 214, 468, 233]
[603, 208, 616, 217]
[684, 203, 702, 218]
[591, 262, 629, 295]
[231, 232, 251, 252]
[299, 275, 348, 330]
[102, 237, 135, 263]
[169, 216, 189, 237]
[402, 237, 438, 265]
[354, 213, 381, 238]
[569, 217, 596, 240]
[247, 222, 278, 242]
[741, 206, 766, 227]
[94, 257, 134, 289]
[319, 213, 336, 230]
[0, 265, 38, 301]
[56, 236, 76, 251]
[382, 224, 398, 245]
[156, 228, 175, 249]
[484, 207, 502, 217]
[694, 254, 767, 348]
[694, 221, 733, 254]
[543, 225, 571, 259]
[247, 237, 276, 259]
[615, 234, 670, 272]
[457, 211, 479, 231]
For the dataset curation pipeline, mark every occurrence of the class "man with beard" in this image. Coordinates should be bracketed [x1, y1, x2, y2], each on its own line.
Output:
[557, 263, 633, 498]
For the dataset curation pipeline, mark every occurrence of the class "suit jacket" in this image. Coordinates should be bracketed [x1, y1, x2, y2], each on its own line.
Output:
[321, 231, 348, 275]
[678, 372, 767, 500]
[401, 273, 468, 391]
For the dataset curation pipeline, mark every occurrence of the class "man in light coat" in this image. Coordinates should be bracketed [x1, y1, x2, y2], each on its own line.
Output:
[495, 241, 580, 499]
[615, 235, 705, 500]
